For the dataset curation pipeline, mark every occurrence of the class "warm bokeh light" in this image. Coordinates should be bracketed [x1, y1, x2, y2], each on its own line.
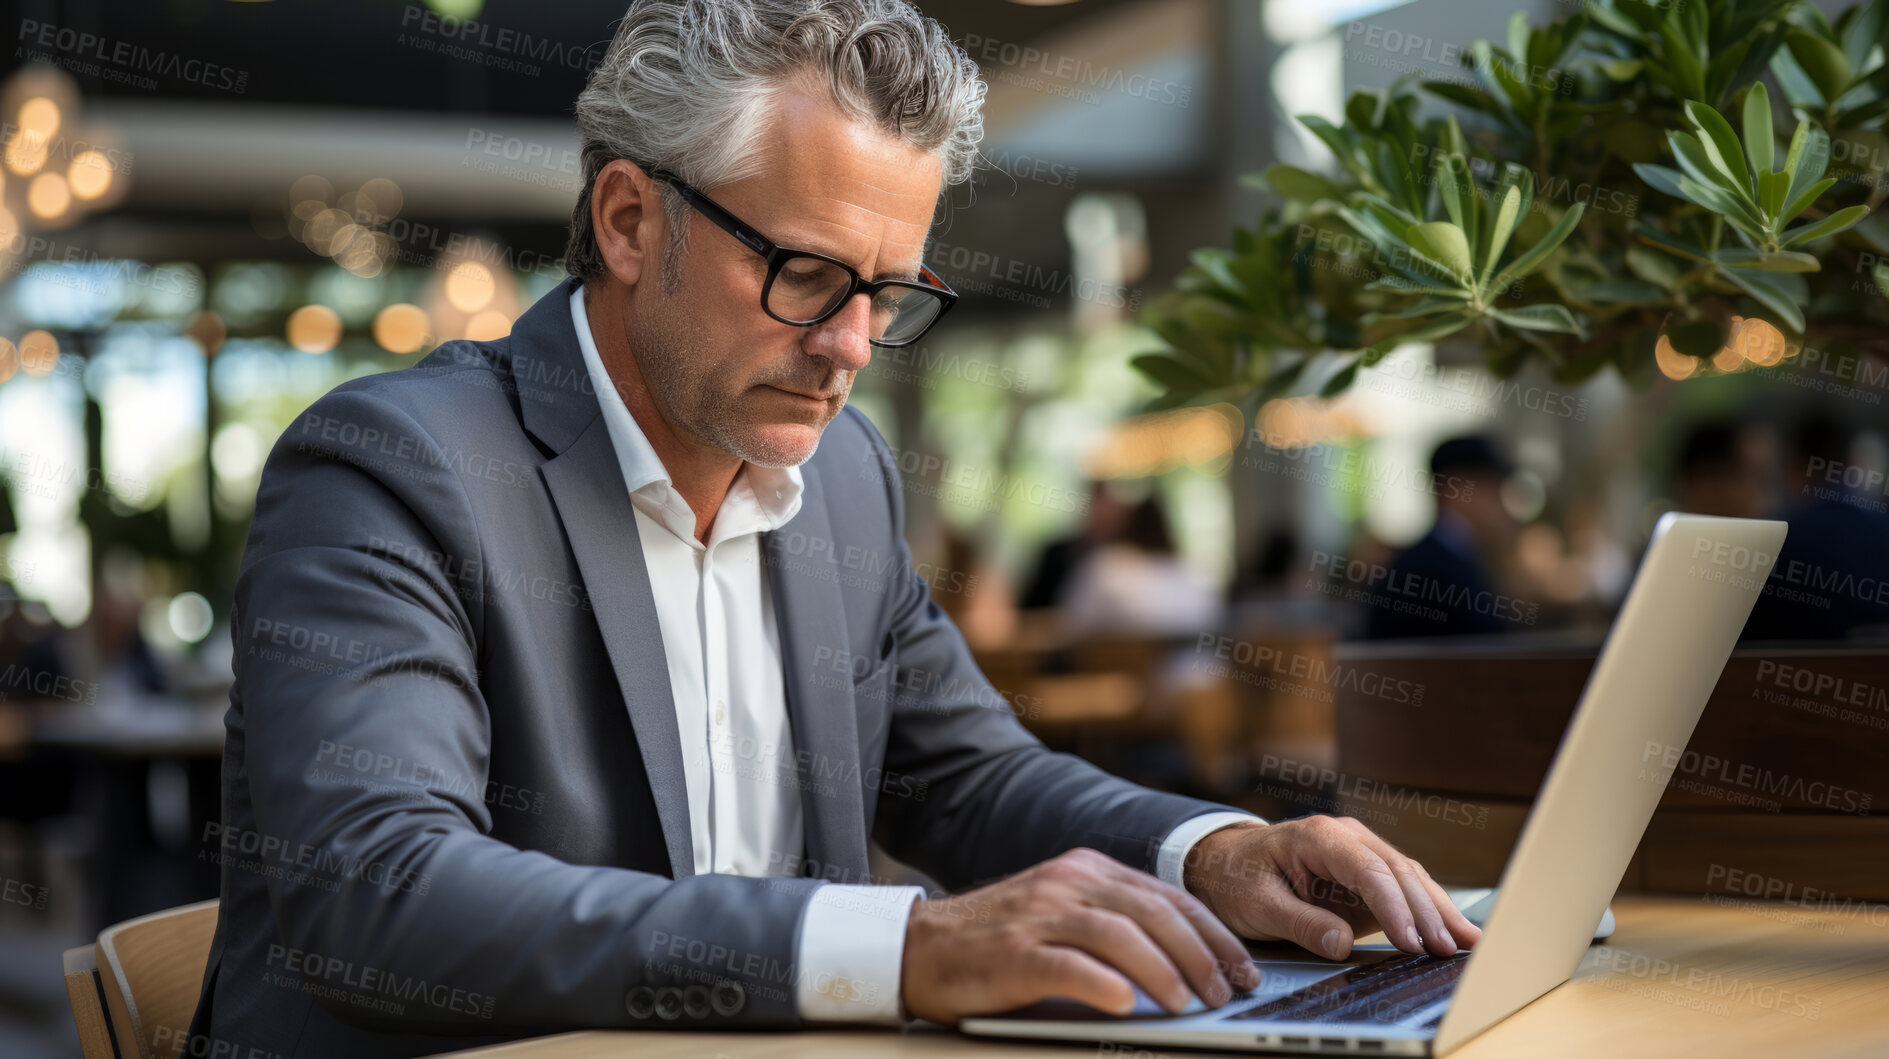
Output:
[1711, 340, 1744, 373]
[0, 206, 17, 251]
[357, 176, 404, 222]
[1255, 394, 1369, 449]
[465, 309, 512, 342]
[0, 336, 17, 385]
[19, 330, 60, 376]
[445, 262, 496, 313]
[1736, 316, 1787, 367]
[5, 129, 49, 175]
[18, 97, 61, 139]
[1084, 403, 1243, 478]
[1653, 333, 1695, 381]
[286, 304, 343, 354]
[68, 148, 113, 200]
[27, 171, 71, 219]
[373, 303, 432, 354]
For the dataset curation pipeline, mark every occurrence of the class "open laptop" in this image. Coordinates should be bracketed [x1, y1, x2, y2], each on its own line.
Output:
[961, 513, 1786, 1056]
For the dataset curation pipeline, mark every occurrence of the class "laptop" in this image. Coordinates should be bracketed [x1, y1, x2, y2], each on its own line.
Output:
[961, 513, 1786, 1055]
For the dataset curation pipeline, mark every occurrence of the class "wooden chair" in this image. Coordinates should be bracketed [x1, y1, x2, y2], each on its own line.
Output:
[66, 899, 220, 1059]
[62, 945, 119, 1059]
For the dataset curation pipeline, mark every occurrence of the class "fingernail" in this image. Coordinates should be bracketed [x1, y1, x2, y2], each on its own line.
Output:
[1406, 927, 1423, 950]
[1321, 928, 1344, 959]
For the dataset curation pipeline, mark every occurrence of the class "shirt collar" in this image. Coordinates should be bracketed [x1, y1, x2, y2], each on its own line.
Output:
[569, 285, 804, 536]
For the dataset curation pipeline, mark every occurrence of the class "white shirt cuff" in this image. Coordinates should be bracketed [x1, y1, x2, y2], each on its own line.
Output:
[1155, 811, 1267, 889]
[795, 884, 926, 1023]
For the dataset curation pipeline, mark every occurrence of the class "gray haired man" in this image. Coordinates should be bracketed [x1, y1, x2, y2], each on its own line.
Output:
[186, 2, 1476, 1055]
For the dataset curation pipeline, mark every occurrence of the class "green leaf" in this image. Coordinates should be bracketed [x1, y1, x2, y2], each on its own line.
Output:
[1632, 162, 1689, 201]
[1478, 175, 1527, 287]
[1257, 164, 1345, 201]
[1780, 203, 1870, 247]
[1718, 267, 1806, 332]
[1676, 175, 1771, 234]
[1488, 304, 1584, 334]
[1780, 176, 1837, 226]
[1435, 155, 1480, 261]
[1874, 261, 1889, 299]
[1405, 221, 1475, 285]
[1780, 125, 1832, 219]
[1758, 168, 1790, 216]
[1487, 202, 1586, 295]
[1786, 28, 1853, 105]
[1319, 361, 1360, 398]
[1741, 83, 1774, 176]
[1626, 245, 1685, 289]
[1132, 352, 1217, 394]
[1712, 249, 1821, 271]
[1668, 131, 1744, 194]
[1684, 99, 1751, 193]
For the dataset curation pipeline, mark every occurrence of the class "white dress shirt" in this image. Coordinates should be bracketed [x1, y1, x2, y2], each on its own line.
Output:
[570, 287, 1260, 1022]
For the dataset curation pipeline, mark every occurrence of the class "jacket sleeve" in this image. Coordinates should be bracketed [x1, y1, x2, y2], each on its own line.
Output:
[234, 387, 825, 1034]
[854, 415, 1244, 891]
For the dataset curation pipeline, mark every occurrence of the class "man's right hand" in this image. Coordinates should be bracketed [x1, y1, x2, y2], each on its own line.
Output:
[898, 847, 1261, 1024]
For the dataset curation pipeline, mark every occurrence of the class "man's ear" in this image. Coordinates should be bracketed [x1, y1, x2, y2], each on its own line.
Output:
[591, 159, 663, 288]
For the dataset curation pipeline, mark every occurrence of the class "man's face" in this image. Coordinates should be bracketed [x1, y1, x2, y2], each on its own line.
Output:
[626, 79, 944, 467]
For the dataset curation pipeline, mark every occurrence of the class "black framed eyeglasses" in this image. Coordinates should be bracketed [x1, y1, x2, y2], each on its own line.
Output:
[648, 168, 956, 348]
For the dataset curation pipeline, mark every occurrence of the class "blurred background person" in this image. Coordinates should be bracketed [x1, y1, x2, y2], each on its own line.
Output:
[1744, 416, 1889, 640]
[1059, 492, 1221, 637]
[1364, 435, 1519, 640]
[1673, 418, 1773, 519]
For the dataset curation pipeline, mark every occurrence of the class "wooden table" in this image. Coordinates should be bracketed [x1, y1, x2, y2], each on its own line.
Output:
[432, 894, 1889, 1057]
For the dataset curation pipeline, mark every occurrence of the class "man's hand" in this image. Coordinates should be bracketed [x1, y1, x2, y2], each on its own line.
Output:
[899, 847, 1262, 1024]
[1182, 816, 1482, 961]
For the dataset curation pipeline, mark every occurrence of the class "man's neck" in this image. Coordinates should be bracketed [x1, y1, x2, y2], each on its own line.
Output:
[583, 284, 739, 544]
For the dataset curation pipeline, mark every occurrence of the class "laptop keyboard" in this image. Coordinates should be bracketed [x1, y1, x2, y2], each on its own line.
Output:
[1226, 953, 1468, 1026]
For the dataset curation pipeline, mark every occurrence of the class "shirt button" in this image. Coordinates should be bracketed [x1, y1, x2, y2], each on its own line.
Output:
[714, 700, 727, 725]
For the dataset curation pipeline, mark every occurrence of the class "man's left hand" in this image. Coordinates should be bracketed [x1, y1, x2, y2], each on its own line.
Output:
[1181, 816, 1482, 961]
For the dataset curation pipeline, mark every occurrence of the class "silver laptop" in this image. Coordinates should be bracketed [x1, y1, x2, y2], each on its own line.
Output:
[962, 513, 1786, 1056]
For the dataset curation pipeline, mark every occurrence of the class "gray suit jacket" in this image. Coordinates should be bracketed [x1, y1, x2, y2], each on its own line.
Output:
[185, 274, 1240, 1058]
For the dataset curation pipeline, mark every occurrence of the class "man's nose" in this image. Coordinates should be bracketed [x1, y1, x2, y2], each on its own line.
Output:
[801, 292, 875, 373]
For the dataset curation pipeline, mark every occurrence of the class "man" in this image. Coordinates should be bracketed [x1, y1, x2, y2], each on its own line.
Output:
[187, 2, 1475, 1055]
[1743, 415, 1889, 640]
[1365, 435, 1519, 640]
[1672, 419, 1771, 520]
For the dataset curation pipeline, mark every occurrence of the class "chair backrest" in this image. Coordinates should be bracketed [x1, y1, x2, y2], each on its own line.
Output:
[94, 899, 219, 1059]
[63, 945, 120, 1059]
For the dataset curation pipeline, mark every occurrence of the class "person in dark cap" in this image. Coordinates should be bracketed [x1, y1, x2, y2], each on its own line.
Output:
[1673, 419, 1771, 519]
[1364, 435, 1520, 639]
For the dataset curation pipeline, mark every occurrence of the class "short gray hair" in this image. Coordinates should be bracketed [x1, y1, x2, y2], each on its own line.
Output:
[565, 0, 987, 283]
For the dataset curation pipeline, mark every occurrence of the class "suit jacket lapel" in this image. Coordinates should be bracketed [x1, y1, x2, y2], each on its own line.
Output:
[541, 410, 696, 879]
[766, 462, 870, 883]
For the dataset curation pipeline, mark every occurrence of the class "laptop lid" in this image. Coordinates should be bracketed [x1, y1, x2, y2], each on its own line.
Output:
[1433, 513, 1787, 1054]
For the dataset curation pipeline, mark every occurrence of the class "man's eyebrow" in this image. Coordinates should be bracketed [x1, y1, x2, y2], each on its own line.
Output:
[870, 264, 924, 283]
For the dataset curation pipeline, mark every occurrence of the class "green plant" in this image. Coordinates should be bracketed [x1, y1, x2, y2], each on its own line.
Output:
[1135, 0, 1889, 413]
